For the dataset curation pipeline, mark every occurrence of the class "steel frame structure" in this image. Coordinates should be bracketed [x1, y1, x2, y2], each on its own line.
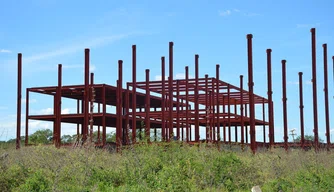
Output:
[15, 28, 333, 153]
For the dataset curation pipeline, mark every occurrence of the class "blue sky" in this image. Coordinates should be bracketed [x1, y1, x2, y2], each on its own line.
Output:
[1, 0, 334, 142]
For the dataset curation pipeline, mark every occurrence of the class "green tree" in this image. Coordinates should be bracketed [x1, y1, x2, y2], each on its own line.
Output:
[29, 129, 53, 145]
[294, 135, 324, 143]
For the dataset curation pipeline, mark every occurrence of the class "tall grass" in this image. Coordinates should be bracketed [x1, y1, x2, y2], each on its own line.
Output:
[0, 142, 333, 191]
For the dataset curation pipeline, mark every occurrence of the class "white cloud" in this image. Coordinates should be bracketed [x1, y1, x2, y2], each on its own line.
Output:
[330, 129, 334, 133]
[31, 107, 72, 115]
[22, 34, 130, 65]
[219, 10, 231, 16]
[287, 81, 299, 85]
[0, 49, 11, 53]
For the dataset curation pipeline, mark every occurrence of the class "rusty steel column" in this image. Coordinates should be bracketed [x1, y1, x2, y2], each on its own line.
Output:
[97, 103, 100, 143]
[211, 80, 215, 141]
[240, 75, 245, 149]
[282, 60, 288, 151]
[228, 85, 231, 144]
[56, 64, 62, 148]
[223, 96, 226, 143]
[323, 44, 330, 150]
[117, 60, 123, 149]
[83, 49, 90, 142]
[262, 99, 266, 144]
[195, 54, 200, 142]
[234, 100, 238, 142]
[247, 34, 256, 153]
[16, 53, 22, 149]
[310, 28, 319, 151]
[176, 80, 180, 140]
[102, 85, 106, 146]
[145, 69, 151, 142]
[216, 65, 220, 141]
[77, 99, 80, 137]
[185, 66, 189, 142]
[132, 45, 137, 144]
[205, 75, 209, 141]
[266, 49, 274, 148]
[125, 84, 130, 145]
[89, 72, 94, 142]
[161, 56, 166, 141]
[168, 42, 174, 141]
[25, 89, 29, 146]
[245, 104, 248, 144]
[298, 72, 305, 149]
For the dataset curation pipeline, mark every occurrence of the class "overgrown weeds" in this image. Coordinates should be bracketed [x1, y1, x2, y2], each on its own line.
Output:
[0, 142, 333, 191]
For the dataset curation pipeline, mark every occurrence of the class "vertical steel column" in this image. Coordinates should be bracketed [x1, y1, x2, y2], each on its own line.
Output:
[216, 65, 220, 141]
[234, 100, 237, 142]
[195, 54, 200, 142]
[176, 80, 180, 140]
[169, 42, 174, 141]
[205, 75, 209, 141]
[240, 75, 245, 149]
[298, 72, 305, 149]
[245, 104, 248, 144]
[185, 66, 189, 142]
[98, 103, 100, 143]
[223, 96, 226, 142]
[228, 85, 231, 144]
[56, 64, 62, 148]
[247, 34, 256, 153]
[102, 85, 106, 146]
[211, 80, 215, 141]
[266, 49, 274, 148]
[25, 89, 29, 146]
[125, 84, 130, 144]
[117, 60, 123, 149]
[89, 72, 94, 142]
[310, 28, 319, 151]
[181, 99, 184, 141]
[77, 99, 80, 138]
[83, 49, 90, 142]
[282, 60, 288, 151]
[16, 53, 22, 149]
[145, 69, 151, 142]
[161, 56, 166, 141]
[132, 45, 137, 144]
[262, 99, 266, 144]
[323, 44, 330, 150]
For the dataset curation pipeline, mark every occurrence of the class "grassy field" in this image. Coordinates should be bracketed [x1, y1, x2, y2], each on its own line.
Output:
[0, 142, 334, 192]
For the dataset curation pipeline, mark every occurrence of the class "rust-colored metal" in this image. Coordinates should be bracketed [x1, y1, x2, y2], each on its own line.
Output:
[117, 60, 123, 148]
[216, 64, 220, 141]
[56, 64, 62, 148]
[262, 99, 266, 144]
[176, 80, 180, 140]
[25, 89, 29, 146]
[16, 53, 22, 149]
[185, 66, 189, 142]
[323, 44, 331, 150]
[102, 85, 106, 146]
[132, 45, 137, 144]
[247, 34, 256, 154]
[298, 72, 305, 149]
[83, 48, 90, 142]
[266, 49, 274, 148]
[195, 54, 200, 142]
[282, 60, 288, 151]
[168, 42, 174, 141]
[161, 56, 166, 141]
[145, 69, 151, 141]
[89, 72, 94, 142]
[311, 28, 319, 151]
[240, 75, 245, 148]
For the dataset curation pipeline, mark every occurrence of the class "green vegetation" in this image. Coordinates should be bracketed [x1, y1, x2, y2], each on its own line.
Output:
[1, 130, 334, 191]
